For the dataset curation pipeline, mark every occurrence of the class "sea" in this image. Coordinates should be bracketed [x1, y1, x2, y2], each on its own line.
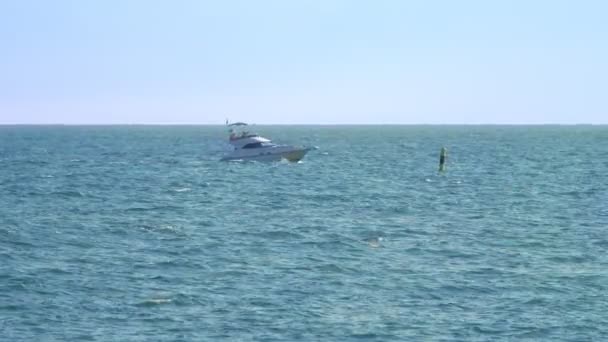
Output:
[1, 125, 607, 341]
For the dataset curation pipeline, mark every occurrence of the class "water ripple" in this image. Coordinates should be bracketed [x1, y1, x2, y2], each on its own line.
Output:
[1, 125, 607, 341]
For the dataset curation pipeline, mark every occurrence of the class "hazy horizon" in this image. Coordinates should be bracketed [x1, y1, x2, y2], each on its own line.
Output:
[2, 122, 606, 126]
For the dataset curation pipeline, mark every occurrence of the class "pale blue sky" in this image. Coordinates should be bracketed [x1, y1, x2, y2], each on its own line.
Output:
[1, 0, 607, 124]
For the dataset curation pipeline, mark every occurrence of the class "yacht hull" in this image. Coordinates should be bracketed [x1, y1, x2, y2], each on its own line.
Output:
[221, 147, 310, 162]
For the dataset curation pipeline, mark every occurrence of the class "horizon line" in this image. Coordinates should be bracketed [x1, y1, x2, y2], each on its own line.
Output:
[0, 123, 606, 126]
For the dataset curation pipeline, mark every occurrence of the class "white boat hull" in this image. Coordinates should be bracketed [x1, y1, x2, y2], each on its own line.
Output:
[221, 146, 310, 162]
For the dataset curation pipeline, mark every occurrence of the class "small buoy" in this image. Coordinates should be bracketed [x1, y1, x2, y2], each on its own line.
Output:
[439, 147, 447, 172]
[367, 237, 383, 248]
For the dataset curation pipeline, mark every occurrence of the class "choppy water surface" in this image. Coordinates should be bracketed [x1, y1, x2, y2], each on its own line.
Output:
[1, 125, 607, 341]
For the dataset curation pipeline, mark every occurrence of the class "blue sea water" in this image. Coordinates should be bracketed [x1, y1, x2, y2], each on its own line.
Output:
[1, 125, 607, 341]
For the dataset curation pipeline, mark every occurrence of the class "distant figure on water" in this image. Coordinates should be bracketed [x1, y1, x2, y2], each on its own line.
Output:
[439, 147, 447, 172]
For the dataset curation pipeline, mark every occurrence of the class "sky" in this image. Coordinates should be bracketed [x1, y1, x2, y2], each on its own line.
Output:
[1, 0, 607, 124]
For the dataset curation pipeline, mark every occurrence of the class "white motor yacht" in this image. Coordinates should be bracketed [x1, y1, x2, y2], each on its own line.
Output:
[220, 123, 311, 162]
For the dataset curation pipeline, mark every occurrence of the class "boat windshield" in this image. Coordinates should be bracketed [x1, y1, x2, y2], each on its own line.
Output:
[242, 142, 274, 149]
